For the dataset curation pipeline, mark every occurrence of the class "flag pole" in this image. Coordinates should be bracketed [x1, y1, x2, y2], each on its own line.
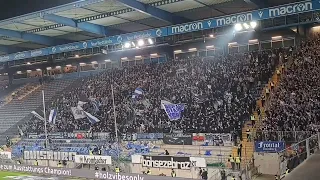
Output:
[111, 84, 119, 158]
[42, 90, 48, 148]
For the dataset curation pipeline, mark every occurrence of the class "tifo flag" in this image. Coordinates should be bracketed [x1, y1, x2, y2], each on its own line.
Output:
[77, 101, 87, 107]
[48, 109, 57, 124]
[161, 100, 185, 120]
[84, 111, 100, 124]
[132, 87, 144, 100]
[31, 111, 44, 121]
[134, 88, 144, 95]
[71, 106, 86, 120]
[90, 98, 101, 112]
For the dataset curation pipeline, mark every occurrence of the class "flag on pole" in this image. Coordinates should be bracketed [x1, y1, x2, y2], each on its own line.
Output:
[48, 109, 57, 124]
[31, 111, 44, 121]
[161, 100, 185, 121]
[84, 111, 100, 124]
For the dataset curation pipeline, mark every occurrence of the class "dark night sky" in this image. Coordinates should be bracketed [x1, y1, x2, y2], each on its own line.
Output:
[0, 0, 77, 20]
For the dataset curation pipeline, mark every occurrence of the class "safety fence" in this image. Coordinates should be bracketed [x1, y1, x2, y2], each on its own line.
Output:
[278, 133, 320, 177]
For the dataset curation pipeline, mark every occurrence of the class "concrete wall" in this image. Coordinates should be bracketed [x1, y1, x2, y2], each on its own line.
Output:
[254, 152, 280, 175]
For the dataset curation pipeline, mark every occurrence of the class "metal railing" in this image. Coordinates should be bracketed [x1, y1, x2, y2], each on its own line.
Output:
[253, 131, 315, 144]
[278, 133, 320, 177]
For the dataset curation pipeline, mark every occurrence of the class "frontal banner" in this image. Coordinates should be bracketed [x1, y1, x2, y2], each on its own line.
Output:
[0, 163, 191, 180]
[255, 141, 285, 153]
[163, 134, 192, 145]
[74, 155, 112, 165]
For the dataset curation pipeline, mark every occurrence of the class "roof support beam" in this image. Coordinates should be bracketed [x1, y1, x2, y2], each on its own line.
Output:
[116, 0, 189, 24]
[0, 28, 67, 46]
[244, 0, 268, 8]
[42, 14, 108, 36]
[0, 45, 29, 54]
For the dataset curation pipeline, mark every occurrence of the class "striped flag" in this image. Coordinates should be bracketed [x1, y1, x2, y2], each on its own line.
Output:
[48, 109, 57, 124]
[84, 111, 100, 124]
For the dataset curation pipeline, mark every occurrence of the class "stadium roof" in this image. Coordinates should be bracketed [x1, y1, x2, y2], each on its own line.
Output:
[0, 0, 304, 55]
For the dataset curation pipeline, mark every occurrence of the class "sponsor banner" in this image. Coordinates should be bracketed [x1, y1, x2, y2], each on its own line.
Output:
[0, 152, 11, 160]
[255, 141, 285, 153]
[0, 163, 191, 179]
[74, 155, 112, 165]
[163, 134, 192, 145]
[1, 1, 320, 62]
[23, 151, 77, 161]
[136, 133, 163, 140]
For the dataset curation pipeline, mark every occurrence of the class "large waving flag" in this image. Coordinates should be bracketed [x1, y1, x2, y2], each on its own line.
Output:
[84, 111, 100, 124]
[161, 100, 185, 121]
[48, 109, 57, 124]
[89, 98, 101, 112]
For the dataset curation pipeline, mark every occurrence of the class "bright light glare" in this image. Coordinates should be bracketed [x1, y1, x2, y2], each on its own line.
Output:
[148, 38, 154, 44]
[234, 23, 243, 31]
[243, 23, 250, 29]
[137, 39, 144, 46]
[250, 21, 257, 29]
[124, 42, 131, 48]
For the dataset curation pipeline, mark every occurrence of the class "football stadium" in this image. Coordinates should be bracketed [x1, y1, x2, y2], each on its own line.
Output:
[0, 0, 319, 179]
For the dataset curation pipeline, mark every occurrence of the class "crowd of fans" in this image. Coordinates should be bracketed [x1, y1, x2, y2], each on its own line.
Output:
[22, 49, 281, 137]
[260, 37, 320, 142]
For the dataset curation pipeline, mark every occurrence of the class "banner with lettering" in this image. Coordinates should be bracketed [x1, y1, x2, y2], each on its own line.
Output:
[163, 134, 192, 145]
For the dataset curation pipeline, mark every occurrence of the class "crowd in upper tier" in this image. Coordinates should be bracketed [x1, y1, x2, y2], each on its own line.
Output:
[21, 48, 284, 137]
[260, 37, 320, 142]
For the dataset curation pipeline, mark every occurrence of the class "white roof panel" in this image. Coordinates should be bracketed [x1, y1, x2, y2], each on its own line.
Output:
[159, 1, 204, 13]
[23, 17, 56, 27]
[35, 29, 68, 37]
[86, 0, 124, 13]
[55, 8, 98, 19]
[89, 16, 128, 26]
[1, 23, 38, 31]
[116, 11, 149, 21]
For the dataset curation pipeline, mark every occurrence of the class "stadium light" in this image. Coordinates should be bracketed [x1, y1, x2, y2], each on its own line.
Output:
[91, 61, 98, 64]
[75, 54, 79, 58]
[79, 63, 86, 66]
[17, 71, 22, 74]
[137, 39, 144, 47]
[121, 57, 128, 60]
[148, 38, 154, 45]
[27, 62, 31, 65]
[36, 69, 42, 71]
[105, 59, 111, 62]
[209, 34, 214, 38]
[135, 55, 142, 59]
[66, 64, 72, 67]
[174, 50, 182, 54]
[243, 23, 250, 29]
[249, 39, 258, 44]
[56, 66, 61, 69]
[27, 70, 32, 73]
[272, 36, 282, 40]
[250, 21, 257, 29]
[150, 53, 158, 57]
[234, 23, 243, 31]
[124, 42, 131, 48]
[46, 67, 52, 70]
[206, 45, 214, 49]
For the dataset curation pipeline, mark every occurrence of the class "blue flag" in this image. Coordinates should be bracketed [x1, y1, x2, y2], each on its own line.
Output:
[161, 100, 184, 120]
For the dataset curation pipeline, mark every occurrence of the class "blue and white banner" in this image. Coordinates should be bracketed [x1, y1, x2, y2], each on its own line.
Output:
[1, 0, 320, 62]
[161, 100, 185, 120]
[48, 109, 57, 124]
[255, 141, 285, 153]
[84, 111, 100, 124]
[137, 133, 164, 140]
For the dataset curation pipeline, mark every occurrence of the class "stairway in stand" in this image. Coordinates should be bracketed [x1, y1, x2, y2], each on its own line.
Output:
[230, 64, 286, 172]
